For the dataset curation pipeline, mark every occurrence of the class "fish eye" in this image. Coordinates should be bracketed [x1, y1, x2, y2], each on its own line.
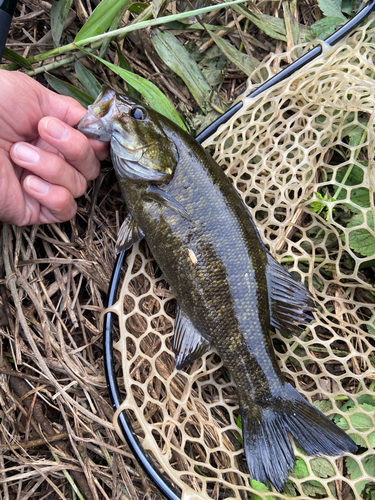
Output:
[131, 107, 146, 120]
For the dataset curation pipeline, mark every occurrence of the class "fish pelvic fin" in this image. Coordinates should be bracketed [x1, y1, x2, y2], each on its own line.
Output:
[116, 214, 145, 253]
[266, 253, 316, 336]
[241, 383, 357, 492]
[173, 307, 211, 370]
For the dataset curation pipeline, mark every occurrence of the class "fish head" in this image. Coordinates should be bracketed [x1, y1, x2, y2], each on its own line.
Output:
[77, 86, 179, 183]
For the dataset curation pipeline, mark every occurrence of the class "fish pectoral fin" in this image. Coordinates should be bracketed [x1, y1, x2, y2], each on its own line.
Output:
[116, 214, 145, 253]
[173, 307, 211, 370]
[266, 253, 316, 336]
[143, 186, 191, 221]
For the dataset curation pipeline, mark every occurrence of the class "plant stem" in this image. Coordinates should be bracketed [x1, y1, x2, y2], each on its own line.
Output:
[74, 0, 250, 45]
[26, 50, 89, 76]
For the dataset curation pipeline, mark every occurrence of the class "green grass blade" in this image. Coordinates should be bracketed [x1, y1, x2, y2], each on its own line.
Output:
[233, 3, 311, 42]
[206, 28, 260, 77]
[2, 48, 33, 70]
[44, 73, 94, 108]
[116, 47, 140, 99]
[74, 61, 102, 98]
[84, 52, 187, 130]
[99, 2, 132, 58]
[75, 0, 132, 43]
[151, 28, 211, 111]
[51, 0, 73, 47]
[152, 0, 166, 18]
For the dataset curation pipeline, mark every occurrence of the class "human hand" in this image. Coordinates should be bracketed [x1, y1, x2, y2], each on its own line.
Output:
[0, 70, 109, 226]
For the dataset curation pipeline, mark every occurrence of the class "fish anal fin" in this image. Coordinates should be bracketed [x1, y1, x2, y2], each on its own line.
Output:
[116, 214, 145, 253]
[266, 253, 316, 336]
[173, 308, 210, 370]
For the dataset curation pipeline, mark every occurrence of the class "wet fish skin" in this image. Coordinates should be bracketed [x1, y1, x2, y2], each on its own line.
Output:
[78, 87, 357, 492]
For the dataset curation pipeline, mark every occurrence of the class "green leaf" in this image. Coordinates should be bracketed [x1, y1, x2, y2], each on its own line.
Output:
[346, 457, 362, 479]
[152, 0, 166, 18]
[358, 394, 375, 408]
[368, 431, 375, 447]
[75, 0, 132, 42]
[333, 414, 349, 430]
[128, 2, 149, 15]
[341, 0, 355, 14]
[99, 2, 131, 58]
[151, 28, 211, 111]
[313, 399, 333, 413]
[232, 4, 310, 42]
[206, 28, 260, 78]
[350, 413, 373, 432]
[44, 73, 94, 108]
[308, 192, 336, 219]
[74, 61, 102, 99]
[347, 211, 374, 230]
[346, 211, 375, 257]
[363, 455, 375, 478]
[292, 457, 309, 479]
[311, 17, 346, 39]
[301, 480, 326, 497]
[1, 48, 33, 70]
[350, 433, 367, 448]
[84, 52, 187, 130]
[317, 0, 346, 19]
[51, 0, 73, 47]
[310, 458, 335, 478]
[116, 47, 140, 99]
[335, 164, 364, 186]
[350, 187, 371, 208]
[348, 228, 375, 257]
[250, 479, 275, 500]
[199, 47, 228, 87]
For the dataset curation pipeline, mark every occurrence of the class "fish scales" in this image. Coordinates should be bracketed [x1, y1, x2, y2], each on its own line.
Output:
[122, 132, 279, 402]
[77, 87, 357, 492]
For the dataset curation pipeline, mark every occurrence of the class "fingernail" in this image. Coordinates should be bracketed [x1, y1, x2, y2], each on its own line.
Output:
[45, 118, 69, 140]
[26, 176, 50, 194]
[13, 143, 40, 163]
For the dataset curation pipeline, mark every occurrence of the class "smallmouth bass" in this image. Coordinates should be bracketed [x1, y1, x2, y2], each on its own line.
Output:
[78, 87, 357, 491]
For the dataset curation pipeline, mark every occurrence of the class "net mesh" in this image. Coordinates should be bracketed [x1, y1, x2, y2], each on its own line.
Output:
[109, 17, 375, 500]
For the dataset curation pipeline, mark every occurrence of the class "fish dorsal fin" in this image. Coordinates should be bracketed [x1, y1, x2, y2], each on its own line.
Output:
[173, 308, 211, 370]
[266, 253, 316, 336]
[116, 214, 145, 253]
[143, 186, 191, 220]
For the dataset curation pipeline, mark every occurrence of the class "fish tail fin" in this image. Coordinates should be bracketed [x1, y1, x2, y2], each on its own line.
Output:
[241, 383, 357, 492]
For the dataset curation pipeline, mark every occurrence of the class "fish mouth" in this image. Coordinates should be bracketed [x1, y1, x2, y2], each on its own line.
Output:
[76, 113, 111, 141]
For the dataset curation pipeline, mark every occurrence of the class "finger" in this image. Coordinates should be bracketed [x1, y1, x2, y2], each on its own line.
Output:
[38, 117, 103, 180]
[23, 174, 77, 224]
[11, 142, 87, 198]
[38, 90, 109, 161]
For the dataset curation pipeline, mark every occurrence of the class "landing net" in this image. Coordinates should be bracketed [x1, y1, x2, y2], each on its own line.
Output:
[109, 17, 375, 500]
